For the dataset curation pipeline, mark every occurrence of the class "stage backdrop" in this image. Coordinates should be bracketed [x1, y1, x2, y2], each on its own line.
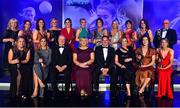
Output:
[0, 0, 180, 71]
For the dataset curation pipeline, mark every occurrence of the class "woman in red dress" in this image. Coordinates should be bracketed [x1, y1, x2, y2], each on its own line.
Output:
[123, 20, 137, 50]
[157, 38, 174, 99]
[61, 18, 75, 49]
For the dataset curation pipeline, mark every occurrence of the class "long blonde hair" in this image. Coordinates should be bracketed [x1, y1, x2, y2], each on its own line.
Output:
[7, 18, 18, 30]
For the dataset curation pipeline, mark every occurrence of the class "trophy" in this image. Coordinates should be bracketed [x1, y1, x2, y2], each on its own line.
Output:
[157, 29, 162, 41]
[136, 53, 143, 68]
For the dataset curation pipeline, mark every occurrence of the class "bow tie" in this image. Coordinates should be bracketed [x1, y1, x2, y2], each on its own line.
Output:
[59, 46, 64, 48]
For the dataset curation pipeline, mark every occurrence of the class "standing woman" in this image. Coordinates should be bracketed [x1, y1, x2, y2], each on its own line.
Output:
[135, 36, 156, 96]
[73, 37, 94, 96]
[110, 20, 122, 50]
[123, 20, 137, 50]
[33, 18, 47, 51]
[137, 19, 153, 47]
[18, 20, 34, 71]
[47, 18, 61, 48]
[61, 18, 75, 49]
[18, 20, 33, 49]
[157, 38, 174, 99]
[92, 18, 108, 47]
[115, 37, 135, 97]
[32, 37, 52, 98]
[2, 18, 19, 71]
[8, 37, 31, 99]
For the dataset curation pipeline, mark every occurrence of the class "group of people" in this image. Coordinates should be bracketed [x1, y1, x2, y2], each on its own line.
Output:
[1, 17, 177, 100]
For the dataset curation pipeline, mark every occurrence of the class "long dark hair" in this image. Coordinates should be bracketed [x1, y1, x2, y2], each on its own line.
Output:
[139, 19, 150, 30]
[23, 20, 32, 29]
[36, 18, 46, 31]
[64, 18, 72, 27]
[140, 36, 152, 48]
[96, 18, 104, 26]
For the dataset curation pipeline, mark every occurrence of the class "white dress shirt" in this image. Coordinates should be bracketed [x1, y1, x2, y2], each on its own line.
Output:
[59, 47, 64, 54]
[103, 46, 108, 61]
[162, 29, 168, 38]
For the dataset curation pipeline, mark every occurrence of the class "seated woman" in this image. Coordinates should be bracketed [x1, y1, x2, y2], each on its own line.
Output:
[32, 37, 52, 98]
[157, 38, 174, 99]
[135, 36, 156, 96]
[73, 37, 94, 96]
[8, 37, 31, 99]
[115, 37, 135, 97]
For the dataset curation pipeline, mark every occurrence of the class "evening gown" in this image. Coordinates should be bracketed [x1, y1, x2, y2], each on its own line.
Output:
[115, 47, 135, 84]
[157, 50, 173, 99]
[135, 48, 156, 88]
[73, 48, 94, 95]
[47, 30, 60, 48]
[2, 29, 19, 70]
[123, 29, 136, 50]
[9, 48, 32, 98]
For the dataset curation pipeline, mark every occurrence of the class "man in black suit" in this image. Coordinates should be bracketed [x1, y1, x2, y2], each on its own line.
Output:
[51, 35, 72, 98]
[93, 36, 116, 97]
[153, 19, 177, 49]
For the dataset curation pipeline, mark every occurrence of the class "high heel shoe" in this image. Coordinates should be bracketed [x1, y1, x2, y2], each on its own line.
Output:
[31, 91, 38, 98]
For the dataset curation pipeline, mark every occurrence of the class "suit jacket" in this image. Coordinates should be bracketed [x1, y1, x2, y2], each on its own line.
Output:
[153, 28, 177, 48]
[51, 44, 72, 72]
[94, 45, 115, 72]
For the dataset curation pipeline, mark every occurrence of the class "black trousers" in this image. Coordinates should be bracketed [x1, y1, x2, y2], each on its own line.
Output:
[50, 67, 71, 95]
[93, 67, 117, 93]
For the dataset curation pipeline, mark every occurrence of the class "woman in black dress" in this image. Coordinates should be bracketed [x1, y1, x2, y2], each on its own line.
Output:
[115, 37, 135, 97]
[2, 18, 19, 71]
[8, 37, 31, 99]
[47, 18, 61, 48]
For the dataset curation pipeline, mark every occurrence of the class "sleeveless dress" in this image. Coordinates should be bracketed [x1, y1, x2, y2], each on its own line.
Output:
[34, 31, 47, 50]
[157, 50, 173, 99]
[123, 29, 136, 50]
[110, 32, 120, 50]
[47, 30, 60, 48]
[93, 28, 105, 47]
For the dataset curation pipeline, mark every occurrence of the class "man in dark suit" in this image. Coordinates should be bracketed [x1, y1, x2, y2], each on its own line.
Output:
[51, 35, 72, 98]
[93, 36, 116, 97]
[154, 19, 177, 49]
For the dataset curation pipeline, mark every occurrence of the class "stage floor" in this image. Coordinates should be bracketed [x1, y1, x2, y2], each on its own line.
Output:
[0, 90, 179, 107]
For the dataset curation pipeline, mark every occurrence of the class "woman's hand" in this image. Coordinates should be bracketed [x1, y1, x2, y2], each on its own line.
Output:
[39, 58, 43, 63]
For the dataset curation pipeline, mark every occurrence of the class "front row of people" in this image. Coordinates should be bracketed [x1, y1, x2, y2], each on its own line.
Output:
[8, 35, 174, 100]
